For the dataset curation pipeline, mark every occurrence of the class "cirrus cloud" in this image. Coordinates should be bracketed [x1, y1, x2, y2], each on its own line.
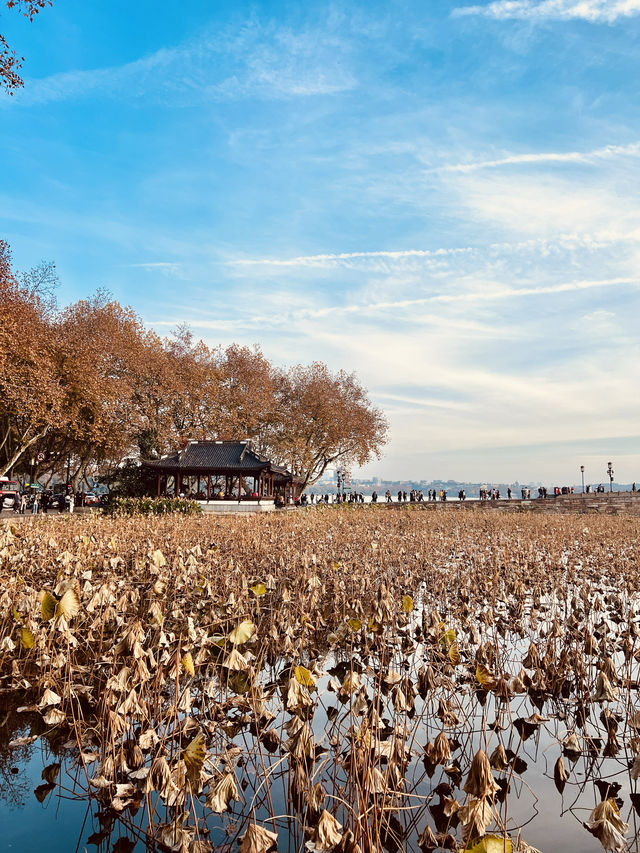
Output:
[452, 0, 640, 23]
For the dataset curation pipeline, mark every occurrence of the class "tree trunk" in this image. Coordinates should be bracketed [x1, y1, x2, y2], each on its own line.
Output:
[0, 426, 49, 477]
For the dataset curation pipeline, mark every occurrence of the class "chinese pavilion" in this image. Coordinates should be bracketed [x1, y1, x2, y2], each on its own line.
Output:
[142, 440, 302, 502]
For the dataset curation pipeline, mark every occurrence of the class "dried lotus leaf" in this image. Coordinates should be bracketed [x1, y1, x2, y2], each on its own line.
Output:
[239, 823, 278, 853]
[183, 731, 206, 789]
[205, 771, 238, 813]
[56, 588, 80, 621]
[229, 620, 255, 645]
[41, 592, 57, 622]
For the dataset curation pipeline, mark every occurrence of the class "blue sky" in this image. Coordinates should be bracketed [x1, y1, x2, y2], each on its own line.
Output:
[2, 0, 639, 484]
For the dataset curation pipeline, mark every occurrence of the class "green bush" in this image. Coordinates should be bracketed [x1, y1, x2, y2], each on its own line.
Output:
[104, 496, 202, 517]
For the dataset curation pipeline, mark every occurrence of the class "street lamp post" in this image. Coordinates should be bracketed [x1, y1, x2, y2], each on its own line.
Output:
[607, 461, 614, 493]
[580, 465, 585, 495]
[30, 457, 35, 495]
[336, 470, 342, 502]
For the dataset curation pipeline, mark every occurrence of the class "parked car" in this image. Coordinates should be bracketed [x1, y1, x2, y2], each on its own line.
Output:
[49, 493, 67, 510]
[0, 478, 20, 508]
[84, 493, 100, 506]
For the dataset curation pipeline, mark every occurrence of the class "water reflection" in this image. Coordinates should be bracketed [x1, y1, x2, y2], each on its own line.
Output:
[3, 652, 640, 853]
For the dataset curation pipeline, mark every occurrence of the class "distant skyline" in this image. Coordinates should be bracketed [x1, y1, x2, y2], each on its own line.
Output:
[1, 0, 639, 483]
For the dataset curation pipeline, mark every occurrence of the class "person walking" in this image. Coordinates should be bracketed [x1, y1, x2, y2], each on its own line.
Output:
[68, 492, 75, 514]
[20, 492, 27, 514]
[31, 493, 39, 514]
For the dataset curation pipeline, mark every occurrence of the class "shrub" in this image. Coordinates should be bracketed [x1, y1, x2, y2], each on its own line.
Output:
[103, 496, 201, 517]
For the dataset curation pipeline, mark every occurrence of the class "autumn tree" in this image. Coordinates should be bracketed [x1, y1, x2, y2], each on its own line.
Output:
[215, 344, 277, 442]
[1, 1, 52, 94]
[159, 325, 222, 445]
[47, 293, 164, 484]
[0, 240, 388, 488]
[267, 362, 388, 488]
[0, 240, 62, 475]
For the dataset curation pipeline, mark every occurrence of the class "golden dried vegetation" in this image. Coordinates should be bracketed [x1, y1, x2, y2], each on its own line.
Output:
[1, 507, 640, 853]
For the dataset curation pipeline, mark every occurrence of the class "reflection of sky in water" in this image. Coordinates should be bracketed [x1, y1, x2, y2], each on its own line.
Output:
[4, 739, 96, 852]
[2, 577, 640, 853]
[3, 689, 633, 852]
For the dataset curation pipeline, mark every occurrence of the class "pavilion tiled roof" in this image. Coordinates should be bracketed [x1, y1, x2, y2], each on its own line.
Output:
[142, 440, 273, 473]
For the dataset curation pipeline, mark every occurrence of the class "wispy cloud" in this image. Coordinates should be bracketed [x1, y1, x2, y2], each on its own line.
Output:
[426, 141, 640, 174]
[232, 246, 475, 268]
[229, 231, 640, 270]
[148, 275, 638, 334]
[129, 262, 184, 277]
[453, 0, 640, 23]
[8, 19, 356, 107]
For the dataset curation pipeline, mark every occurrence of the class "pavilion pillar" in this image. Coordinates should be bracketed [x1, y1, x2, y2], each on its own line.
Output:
[157, 475, 161, 497]
[197, 475, 201, 496]
[237, 476, 242, 503]
[176, 472, 181, 495]
[207, 474, 211, 502]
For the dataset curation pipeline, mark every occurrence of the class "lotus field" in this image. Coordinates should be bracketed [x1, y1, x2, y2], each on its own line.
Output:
[1, 508, 640, 853]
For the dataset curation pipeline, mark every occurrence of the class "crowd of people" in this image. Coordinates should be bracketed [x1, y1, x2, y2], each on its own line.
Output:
[5, 489, 90, 515]
[300, 482, 638, 506]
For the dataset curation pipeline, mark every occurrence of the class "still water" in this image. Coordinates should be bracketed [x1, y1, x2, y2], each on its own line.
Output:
[2, 681, 637, 853]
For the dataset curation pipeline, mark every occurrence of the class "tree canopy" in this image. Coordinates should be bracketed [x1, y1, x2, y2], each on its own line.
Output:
[1, 1, 52, 94]
[0, 241, 387, 489]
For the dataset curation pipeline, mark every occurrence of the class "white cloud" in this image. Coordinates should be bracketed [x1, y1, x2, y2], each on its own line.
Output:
[229, 230, 640, 271]
[452, 172, 640, 236]
[8, 21, 356, 107]
[129, 262, 184, 278]
[426, 142, 640, 174]
[453, 0, 640, 23]
[232, 245, 475, 268]
[149, 275, 638, 335]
